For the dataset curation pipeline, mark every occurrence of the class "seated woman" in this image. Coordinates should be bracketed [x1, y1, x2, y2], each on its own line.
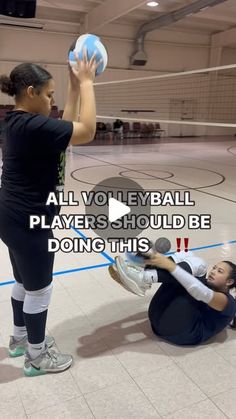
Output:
[109, 251, 236, 345]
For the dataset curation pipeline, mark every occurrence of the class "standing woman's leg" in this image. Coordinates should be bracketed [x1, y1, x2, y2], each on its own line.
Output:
[0, 210, 54, 357]
[13, 228, 72, 374]
[0, 208, 72, 374]
[14, 227, 54, 359]
[9, 251, 26, 337]
[8, 250, 28, 356]
[0, 206, 28, 354]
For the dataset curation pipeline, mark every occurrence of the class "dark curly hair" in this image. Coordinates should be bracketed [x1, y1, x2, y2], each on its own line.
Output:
[0, 63, 52, 97]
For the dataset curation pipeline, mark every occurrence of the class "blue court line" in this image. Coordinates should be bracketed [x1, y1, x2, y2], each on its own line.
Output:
[52, 262, 111, 276]
[188, 240, 236, 251]
[70, 226, 115, 263]
[165, 239, 236, 255]
[1, 238, 236, 289]
[0, 280, 15, 287]
[0, 262, 111, 288]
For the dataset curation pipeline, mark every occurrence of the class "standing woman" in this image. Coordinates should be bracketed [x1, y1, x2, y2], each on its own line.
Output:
[0, 51, 98, 376]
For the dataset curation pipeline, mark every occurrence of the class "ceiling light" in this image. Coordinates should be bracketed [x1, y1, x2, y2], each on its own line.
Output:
[147, 1, 159, 7]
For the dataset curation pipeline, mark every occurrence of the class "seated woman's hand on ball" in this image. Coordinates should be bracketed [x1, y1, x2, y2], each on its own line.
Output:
[148, 252, 176, 272]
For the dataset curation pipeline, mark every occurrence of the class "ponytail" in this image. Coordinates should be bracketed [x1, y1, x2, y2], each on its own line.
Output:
[0, 75, 16, 96]
[223, 261, 236, 290]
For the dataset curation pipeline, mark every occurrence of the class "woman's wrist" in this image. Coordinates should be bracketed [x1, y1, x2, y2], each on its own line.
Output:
[165, 259, 176, 273]
[80, 80, 94, 87]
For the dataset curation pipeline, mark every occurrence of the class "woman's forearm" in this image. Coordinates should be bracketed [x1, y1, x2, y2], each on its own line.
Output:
[62, 85, 80, 122]
[171, 266, 213, 303]
[78, 80, 96, 136]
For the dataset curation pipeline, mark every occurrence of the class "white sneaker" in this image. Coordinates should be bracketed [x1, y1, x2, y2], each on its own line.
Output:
[115, 256, 151, 297]
[108, 264, 131, 292]
[184, 256, 207, 277]
[172, 252, 207, 277]
[171, 250, 194, 264]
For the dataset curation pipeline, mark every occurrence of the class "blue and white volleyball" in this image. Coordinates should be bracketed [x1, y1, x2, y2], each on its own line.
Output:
[69, 34, 108, 76]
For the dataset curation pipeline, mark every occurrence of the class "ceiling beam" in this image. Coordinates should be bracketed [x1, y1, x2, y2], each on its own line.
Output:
[190, 10, 236, 25]
[86, 0, 148, 32]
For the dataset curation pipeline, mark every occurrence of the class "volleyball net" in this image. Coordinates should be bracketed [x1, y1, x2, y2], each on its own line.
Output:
[94, 64, 236, 130]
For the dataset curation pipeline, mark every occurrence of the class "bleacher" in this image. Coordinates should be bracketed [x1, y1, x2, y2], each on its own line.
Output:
[95, 121, 165, 142]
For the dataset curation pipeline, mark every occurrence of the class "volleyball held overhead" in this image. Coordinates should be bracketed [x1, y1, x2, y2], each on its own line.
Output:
[69, 34, 108, 76]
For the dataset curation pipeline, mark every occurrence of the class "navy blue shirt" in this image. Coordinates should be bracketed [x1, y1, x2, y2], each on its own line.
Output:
[149, 267, 236, 345]
[201, 293, 236, 340]
[0, 111, 73, 222]
[166, 292, 236, 345]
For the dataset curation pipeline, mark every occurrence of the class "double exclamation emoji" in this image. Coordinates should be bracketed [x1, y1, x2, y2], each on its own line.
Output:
[176, 238, 189, 252]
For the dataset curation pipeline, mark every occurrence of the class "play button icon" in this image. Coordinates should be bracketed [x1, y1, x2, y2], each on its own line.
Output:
[84, 176, 151, 242]
[108, 198, 131, 222]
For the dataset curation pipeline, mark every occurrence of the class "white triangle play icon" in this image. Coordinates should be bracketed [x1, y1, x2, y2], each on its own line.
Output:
[108, 198, 131, 223]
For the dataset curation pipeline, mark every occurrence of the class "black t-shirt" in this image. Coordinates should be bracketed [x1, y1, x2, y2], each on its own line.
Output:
[0, 111, 73, 221]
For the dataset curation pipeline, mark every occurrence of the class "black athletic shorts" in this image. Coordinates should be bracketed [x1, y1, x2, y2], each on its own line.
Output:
[0, 201, 54, 291]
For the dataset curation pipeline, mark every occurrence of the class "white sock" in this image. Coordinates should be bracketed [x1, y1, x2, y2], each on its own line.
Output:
[143, 269, 158, 284]
[13, 325, 27, 341]
[28, 341, 46, 359]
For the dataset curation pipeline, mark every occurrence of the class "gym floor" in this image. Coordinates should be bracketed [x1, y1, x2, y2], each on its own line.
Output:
[1, 138, 236, 418]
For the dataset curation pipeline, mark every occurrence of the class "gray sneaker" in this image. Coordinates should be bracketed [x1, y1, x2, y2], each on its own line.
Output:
[115, 256, 151, 297]
[9, 335, 55, 358]
[24, 347, 73, 377]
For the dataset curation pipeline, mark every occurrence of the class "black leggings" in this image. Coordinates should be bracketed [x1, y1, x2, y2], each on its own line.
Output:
[147, 261, 202, 340]
[0, 202, 54, 291]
